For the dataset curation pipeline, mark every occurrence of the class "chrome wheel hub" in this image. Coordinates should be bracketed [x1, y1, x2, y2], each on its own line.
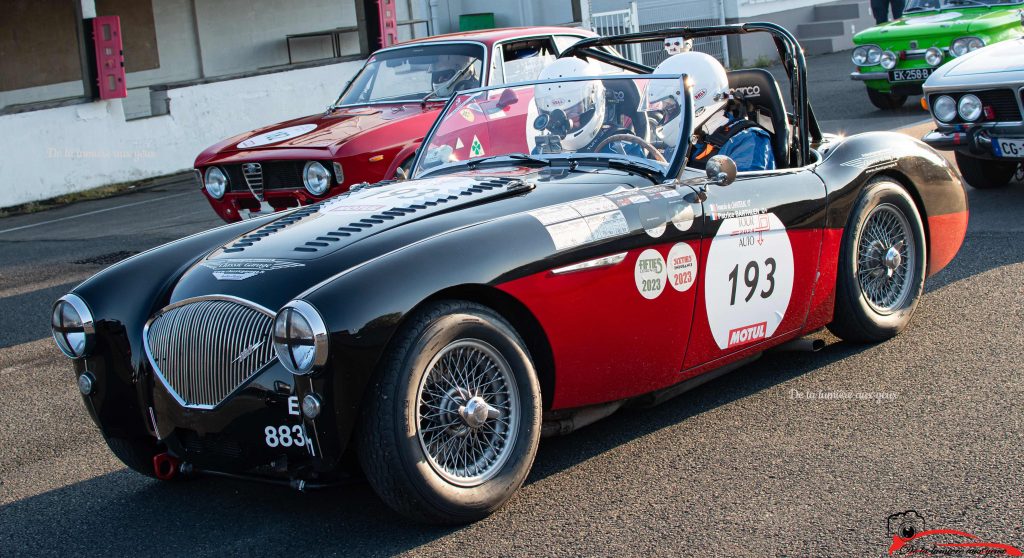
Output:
[856, 203, 915, 314]
[415, 339, 519, 487]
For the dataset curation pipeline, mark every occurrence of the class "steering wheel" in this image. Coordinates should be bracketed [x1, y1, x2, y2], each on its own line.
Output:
[593, 134, 667, 163]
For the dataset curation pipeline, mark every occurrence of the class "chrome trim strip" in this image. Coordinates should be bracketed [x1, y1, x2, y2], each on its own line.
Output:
[551, 252, 628, 274]
[850, 71, 887, 81]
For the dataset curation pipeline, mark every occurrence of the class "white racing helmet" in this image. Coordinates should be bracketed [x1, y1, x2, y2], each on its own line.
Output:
[646, 51, 730, 148]
[533, 58, 606, 151]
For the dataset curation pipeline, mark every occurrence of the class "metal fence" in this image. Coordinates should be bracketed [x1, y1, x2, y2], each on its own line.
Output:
[585, 0, 729, 66]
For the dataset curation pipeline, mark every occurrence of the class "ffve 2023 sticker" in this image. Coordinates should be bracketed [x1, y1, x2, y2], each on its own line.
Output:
[704, 213, 793, 349]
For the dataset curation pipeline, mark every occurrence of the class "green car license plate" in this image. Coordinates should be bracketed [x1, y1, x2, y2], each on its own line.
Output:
[993, 138, 1024, 158]
[888, 68, 933, 82]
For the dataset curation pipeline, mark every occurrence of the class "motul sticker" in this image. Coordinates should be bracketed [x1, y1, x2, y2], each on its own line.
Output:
[634, 248, 667, 300]
[704, 212, 793, 350]
[727, 322, 767, 348]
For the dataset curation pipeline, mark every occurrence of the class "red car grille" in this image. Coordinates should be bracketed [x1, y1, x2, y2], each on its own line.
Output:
[224, 161, 307, 193]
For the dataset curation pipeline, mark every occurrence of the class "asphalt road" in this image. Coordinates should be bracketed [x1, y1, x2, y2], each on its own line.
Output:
[2, 53, 1023, 557]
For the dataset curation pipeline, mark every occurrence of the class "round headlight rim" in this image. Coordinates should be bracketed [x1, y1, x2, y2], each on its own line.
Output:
[958, 93, 982, 122]
[950, 36, 983, 58]
[272, 300, 329, 376]
[852, 46, 870, 66]
[203, 166, 228, 200]
[866, 46, 882, 66]
[933, 95, 958, 123]
[302, 161, 332, 197]
[51, 293, 95, 359]
[880, 50, 898, 70]
[924, 46, 944, 67]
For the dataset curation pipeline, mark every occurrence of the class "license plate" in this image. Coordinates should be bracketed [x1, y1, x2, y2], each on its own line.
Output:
[993, 138, 1024, 158]
[888, 68, 932, 82]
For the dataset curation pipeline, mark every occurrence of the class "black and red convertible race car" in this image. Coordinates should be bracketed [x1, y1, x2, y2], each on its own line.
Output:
[51, 23, 967, 524]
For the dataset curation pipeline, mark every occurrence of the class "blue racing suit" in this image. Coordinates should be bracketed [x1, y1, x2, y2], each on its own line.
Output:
[691, 115, 775, 172]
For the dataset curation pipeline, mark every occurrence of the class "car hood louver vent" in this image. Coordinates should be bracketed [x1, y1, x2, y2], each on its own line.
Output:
[208, 175, 529, 261]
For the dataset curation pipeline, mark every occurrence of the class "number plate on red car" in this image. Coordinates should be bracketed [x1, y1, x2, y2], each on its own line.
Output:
[888, 68, 932, 82]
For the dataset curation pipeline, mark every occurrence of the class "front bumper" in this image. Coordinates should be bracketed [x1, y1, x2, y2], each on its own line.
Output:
[850, 71, 888, 81]
[922, 124, 1024, 160]
[204, 190, 312, 223]
[850, 71, 926, 95]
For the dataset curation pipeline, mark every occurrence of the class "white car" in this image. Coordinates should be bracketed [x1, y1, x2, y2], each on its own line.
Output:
[922, 36, 1024, 188]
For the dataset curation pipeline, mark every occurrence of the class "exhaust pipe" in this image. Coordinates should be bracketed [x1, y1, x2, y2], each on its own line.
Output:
[771, 337, 826, 353]
[153, 452, 180, 481]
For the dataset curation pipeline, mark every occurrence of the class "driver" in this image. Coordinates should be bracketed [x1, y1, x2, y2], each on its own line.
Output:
[531, 58, 647, 158]
[647, 52, 775, 172]
[431, 55, 480, 92]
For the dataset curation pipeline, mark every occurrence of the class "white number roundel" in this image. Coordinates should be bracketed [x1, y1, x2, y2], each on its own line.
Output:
[704, 213, 794, 350]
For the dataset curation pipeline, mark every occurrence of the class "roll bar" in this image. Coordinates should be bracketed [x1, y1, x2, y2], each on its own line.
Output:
[561, 22, 822, 167]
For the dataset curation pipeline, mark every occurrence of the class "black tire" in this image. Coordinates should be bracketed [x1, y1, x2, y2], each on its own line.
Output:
[954, 151, 1016, 189]
[357, 300, 542, 524]
[828, 179, 927, 343]
[105, 436, 160, 478]
[866, 87, 908, 110]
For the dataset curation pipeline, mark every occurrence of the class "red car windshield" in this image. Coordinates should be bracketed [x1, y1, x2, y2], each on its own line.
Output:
[336, 43, 485, 106]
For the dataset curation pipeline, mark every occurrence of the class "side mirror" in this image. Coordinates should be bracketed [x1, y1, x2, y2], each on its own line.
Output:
[496, 88, 519, 110]
[705, 155, 737, 187]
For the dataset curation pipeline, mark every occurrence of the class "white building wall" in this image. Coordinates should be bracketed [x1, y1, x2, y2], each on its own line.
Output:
[193, 0, 360, 76]
[0, 59, 364, 208]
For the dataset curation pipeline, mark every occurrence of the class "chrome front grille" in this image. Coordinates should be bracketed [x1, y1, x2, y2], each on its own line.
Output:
[242, 162, 265, 201]
[144, 296, 276, 409]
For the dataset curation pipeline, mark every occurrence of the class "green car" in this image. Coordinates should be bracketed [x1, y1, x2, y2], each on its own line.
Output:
[850, 0, 1024, 110]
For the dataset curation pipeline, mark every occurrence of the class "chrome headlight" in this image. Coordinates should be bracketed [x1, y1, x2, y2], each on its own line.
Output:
[932, 95, 957, 122]
[958, 94, 982, 122]
[924, 47, 944, 67]
[950, 37, 984, 57]
[272, 300, 328, 375]
[880, 50, 898, 70]
[853, 45, 882, 66]
[51, 294, 95, 359]
[204, 167, 228, 199]
[303, 161, 331, 196]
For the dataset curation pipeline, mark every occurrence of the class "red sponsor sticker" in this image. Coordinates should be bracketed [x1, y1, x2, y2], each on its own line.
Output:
[726, 321, 767, 348]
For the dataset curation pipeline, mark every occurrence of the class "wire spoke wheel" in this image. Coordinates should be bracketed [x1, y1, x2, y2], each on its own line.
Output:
[855, 203, 915, 314]
[416, 339, 519, 487]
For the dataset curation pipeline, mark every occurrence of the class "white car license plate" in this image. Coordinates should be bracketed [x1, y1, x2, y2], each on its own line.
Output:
[993, 138, 1024, 159]
[888, 68, 932, 82]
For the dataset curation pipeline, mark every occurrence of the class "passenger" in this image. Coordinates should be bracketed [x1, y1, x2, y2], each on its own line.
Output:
[648, 52, 775, 172]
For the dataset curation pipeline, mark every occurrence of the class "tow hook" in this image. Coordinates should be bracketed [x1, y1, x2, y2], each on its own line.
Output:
[153, 452, 180, 480]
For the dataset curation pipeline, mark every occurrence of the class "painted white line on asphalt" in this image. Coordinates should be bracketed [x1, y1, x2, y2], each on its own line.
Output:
[0, 192, 191, 235]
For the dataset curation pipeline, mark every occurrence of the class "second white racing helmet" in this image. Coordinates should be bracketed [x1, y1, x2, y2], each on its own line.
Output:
[646, 51, 730, 147]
